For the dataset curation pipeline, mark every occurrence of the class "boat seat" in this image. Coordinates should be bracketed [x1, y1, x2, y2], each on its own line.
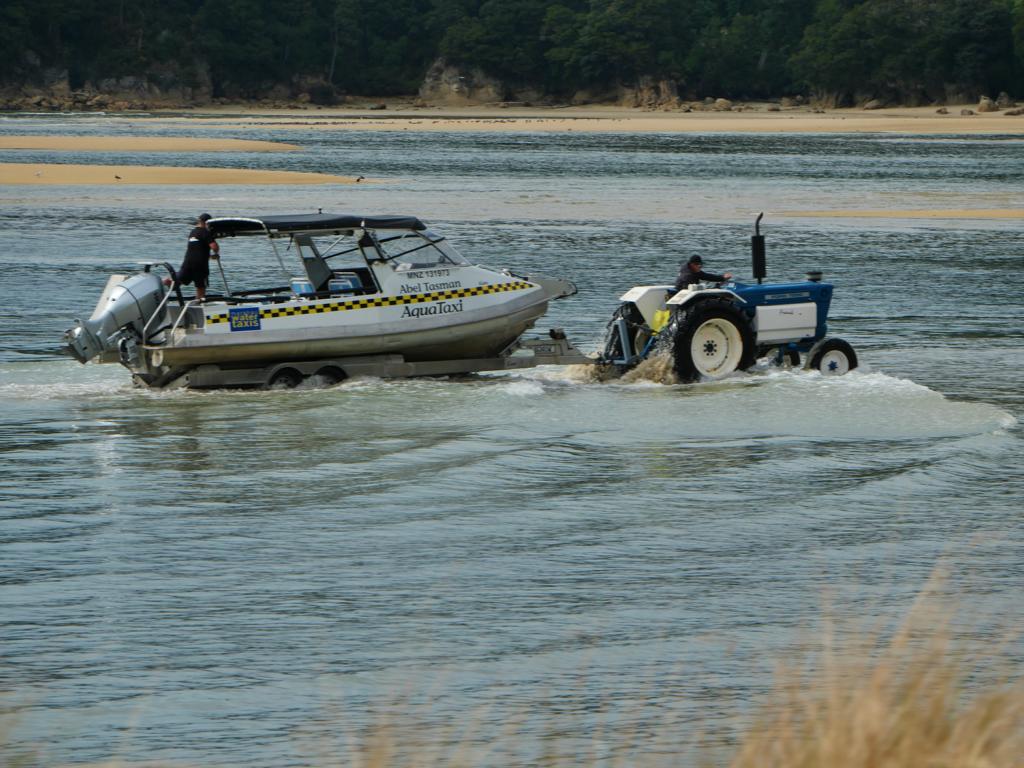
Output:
[335, 267, 378, 296]
[294, 236, 378, 296]
[329, 271, 362, 293]
[301, 253, 333, 293]
[295, 235, 334, 292]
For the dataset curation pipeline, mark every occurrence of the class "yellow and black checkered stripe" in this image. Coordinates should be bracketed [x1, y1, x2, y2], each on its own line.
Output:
[205, 281, 535, 326]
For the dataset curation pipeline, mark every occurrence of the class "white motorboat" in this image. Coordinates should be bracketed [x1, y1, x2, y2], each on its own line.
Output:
[63, 213, 584, 388]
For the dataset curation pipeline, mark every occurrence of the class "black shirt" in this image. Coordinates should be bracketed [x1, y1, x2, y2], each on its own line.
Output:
[185, 226, 215, 265]
[674, 266, 726, 291]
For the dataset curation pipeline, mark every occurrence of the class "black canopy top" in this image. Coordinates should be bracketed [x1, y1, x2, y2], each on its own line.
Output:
[208, 213, 426, 237]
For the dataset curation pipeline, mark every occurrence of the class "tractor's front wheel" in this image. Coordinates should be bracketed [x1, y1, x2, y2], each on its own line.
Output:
[808, 338, 858, 375]
[672, 299, 756, 382]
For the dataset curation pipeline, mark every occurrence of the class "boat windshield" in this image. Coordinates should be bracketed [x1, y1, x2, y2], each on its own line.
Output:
[375, 229, 472, 270]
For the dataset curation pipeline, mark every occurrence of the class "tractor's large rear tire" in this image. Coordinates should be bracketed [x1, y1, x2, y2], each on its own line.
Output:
[672, 298, 756, 382]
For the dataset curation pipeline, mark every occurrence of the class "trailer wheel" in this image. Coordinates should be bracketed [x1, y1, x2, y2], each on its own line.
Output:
[672, 298, 755, 382]
[809, 338, 858, 375]
[268, 368, 303, 389]
[314, 366, 347, 386]
[779, 349, 801, 368]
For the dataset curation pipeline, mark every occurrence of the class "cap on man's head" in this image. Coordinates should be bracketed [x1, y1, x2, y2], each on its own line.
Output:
[197, 213, 212, 223]
[687, 255, 703, 265]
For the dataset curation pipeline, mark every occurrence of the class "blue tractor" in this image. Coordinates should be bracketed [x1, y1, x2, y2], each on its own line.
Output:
[600, 215, 858, 381]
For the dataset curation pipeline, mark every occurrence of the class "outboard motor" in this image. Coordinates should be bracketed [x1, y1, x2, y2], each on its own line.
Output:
[63, 272, 166, 364]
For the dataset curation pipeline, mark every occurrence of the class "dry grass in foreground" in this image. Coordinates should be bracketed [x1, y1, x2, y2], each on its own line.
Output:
[3, 593, 1020, 767]
[339, 600, 1022, 768]
[726, 619, 1022, 768]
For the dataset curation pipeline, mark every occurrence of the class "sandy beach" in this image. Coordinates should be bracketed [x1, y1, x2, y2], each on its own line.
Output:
[783, 208, 1024, 219]
[0, 162, 359, 185]
[0, 136, 299, 152]
[153, 104, 1024, 135]
[1, 105, 1020, 189]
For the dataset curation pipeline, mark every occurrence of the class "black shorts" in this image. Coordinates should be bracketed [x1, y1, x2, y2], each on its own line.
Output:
[177, 260, 209, 289]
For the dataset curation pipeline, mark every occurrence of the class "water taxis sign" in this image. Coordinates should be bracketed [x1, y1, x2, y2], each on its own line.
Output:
[229, 307, 262, 332]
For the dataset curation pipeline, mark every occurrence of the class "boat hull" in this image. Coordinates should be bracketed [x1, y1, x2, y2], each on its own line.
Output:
[149, 301, 549, 368]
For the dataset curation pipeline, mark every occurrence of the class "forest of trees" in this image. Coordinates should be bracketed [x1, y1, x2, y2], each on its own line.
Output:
[1, 0, 1022, 105]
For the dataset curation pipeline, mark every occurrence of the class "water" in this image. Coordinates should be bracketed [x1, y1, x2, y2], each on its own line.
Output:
[1, 117, 1022, 765]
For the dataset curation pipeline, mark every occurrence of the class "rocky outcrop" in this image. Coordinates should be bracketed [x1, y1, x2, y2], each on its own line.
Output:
[862, 98, 885, 110]
[1, 89, 181, 112]
[977, 95, 998, 112]
[621, 76, 680, 109]
[0, 85, 153, 112]
[0, 60, 215, 111]
[509, 86, 546, 105]
[570, 87, 614, 105]
[808, 92, 850, 108]
[417, 58, 505, 105]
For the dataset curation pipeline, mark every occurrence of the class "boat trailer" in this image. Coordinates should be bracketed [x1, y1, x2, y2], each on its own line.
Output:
[153, 331, 592, 389]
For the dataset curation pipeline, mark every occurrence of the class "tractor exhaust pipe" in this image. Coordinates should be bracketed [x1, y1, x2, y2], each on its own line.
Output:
[751, 212, 767, 285]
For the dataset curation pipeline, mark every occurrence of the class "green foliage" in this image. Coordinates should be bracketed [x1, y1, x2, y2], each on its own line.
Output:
[689, 0, 818, 97]
[440, 0, 555, 85]
[0, 0, 1020, 102]
[793, 0, 1016, 102]
[328, 0, 437, 94]
[0, 1, 31, 79]
[1015, 0, 1024, 78]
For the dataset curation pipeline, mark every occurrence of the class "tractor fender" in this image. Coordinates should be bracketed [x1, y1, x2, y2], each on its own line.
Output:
[666, 288, 747, 309]
[617, 285, 675, 328]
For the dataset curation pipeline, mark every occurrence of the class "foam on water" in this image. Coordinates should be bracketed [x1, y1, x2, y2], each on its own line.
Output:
[556, 362, 621, 384]
[511, 365, 1014, 441]
[0, 360, 128, 400]
[542, 354, 681, 386]
[0, 357, 1013, 443]
[495, 379, 547, 397]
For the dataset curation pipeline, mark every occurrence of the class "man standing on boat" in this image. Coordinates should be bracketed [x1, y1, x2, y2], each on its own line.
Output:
[674, 255, 732, 291]
[165, 213, 220, 301]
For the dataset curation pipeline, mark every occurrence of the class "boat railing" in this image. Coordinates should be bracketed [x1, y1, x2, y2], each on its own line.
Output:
[169, 299, 203, 337]
[142, 288, 184, 344]
[142, 266, 181, 344]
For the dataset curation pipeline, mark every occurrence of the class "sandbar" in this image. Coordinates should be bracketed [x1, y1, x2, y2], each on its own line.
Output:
[0, 163, 359, 185]
[158, 105, 1024, 135]
[783, 209, 1024, 219]
[0, 136, 300, 152]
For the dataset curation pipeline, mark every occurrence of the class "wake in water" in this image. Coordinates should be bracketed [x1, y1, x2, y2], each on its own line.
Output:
[2, 355, 1018, 441]
[621, 354, 680, 385]
[518, 353, 1012, 436]
[559, 353, 680, 385]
